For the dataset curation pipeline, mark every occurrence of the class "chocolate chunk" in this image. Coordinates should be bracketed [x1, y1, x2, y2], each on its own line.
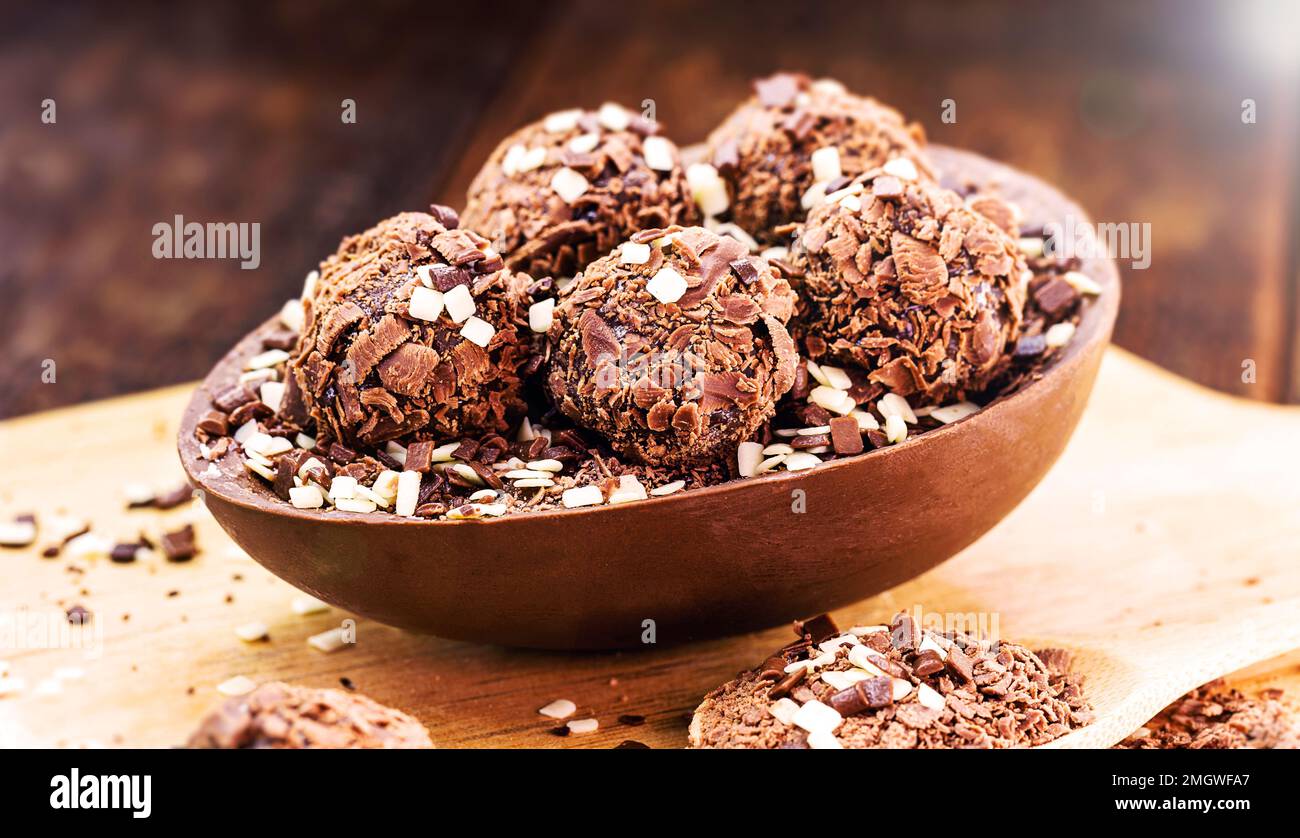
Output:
[428, 203, 459, 230]
[1014, 333, 1047, 358]
[946, 646, 975, 684]
[617, 714, 646, 726]
[767, 666, 806, 700]
[212, 384, 256, 413]
[328, 442, 357, 464]
[828, 676, 894, 716]
[272, 457, 297, 501]
[196, 410, 230, 437]
[160, 524, 197, 562]
[110, 543, 140, 563]
[1033, 277, 1079, 316]
[405, 441, 435, 473]
[758, 656, 788, 680]
[795, 613, 839, 644]
[829, 416, 864, 455]
[911, 649, 945, 677]
[153, 483, 194, 510]
[613, 740, 650, 749]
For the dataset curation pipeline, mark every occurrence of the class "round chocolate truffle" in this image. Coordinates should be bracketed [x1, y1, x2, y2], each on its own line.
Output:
[788, 168, 1028, 405]
[461, 103, 698, 279]
[545, 226, 798, 468]
[291, 209, 531, 447]
[703, 73, 931, 245]
[187, 682, 433, 749]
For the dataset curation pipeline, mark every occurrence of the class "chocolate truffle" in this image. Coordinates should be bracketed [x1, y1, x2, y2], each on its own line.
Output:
[788, 168, 1028, 405]
[291, 209, 531, 446]
[703, 73, 931, 244]
[461, 103, 698, 279]
[187, 682, 433, 749]
[545, 226, 798, 468]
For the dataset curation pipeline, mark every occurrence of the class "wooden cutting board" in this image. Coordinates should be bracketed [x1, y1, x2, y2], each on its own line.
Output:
[1, 347, 1297, 748]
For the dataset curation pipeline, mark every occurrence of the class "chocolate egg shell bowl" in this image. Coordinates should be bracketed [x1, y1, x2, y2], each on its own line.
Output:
[179, 145, 1119, 650]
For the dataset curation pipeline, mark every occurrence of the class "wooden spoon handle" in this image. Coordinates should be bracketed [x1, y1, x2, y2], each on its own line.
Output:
[1038, 597, 1300, 748]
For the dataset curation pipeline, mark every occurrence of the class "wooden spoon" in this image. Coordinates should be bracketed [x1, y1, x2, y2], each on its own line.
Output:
[178, 146, 1120, 649]
[1035, 597, 1300, 748]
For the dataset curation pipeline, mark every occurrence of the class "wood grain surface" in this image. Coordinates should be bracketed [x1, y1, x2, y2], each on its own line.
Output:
[2, 0, 1299, 418]
[1, 348, 1297, 748]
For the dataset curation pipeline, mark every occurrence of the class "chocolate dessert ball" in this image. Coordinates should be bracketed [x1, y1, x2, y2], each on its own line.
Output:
[291, 209, 531, 446]
[187, 682, 433, 749]
[788, 168, 1028, 405]
[461, 103, 698, 279]
[703, 73, 931, 244]
[546, 226, 798, 468]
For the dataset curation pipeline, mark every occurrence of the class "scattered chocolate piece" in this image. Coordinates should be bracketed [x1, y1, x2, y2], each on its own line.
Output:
[66, 604, 92, 625]
[160, 524, 198, 562]
[613, 739, 651, 749]
[796, 612, 839, 644]
[617, 714, 646, 727]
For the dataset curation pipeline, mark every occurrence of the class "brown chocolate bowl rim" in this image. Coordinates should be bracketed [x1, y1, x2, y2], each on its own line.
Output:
[178, 145, 1120, 529]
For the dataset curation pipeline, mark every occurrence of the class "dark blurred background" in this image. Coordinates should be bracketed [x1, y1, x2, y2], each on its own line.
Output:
[2, 0, 1297, 418]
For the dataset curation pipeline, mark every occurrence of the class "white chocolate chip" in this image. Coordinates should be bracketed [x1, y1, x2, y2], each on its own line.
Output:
[791, 699, 842, 734]
[291, 595, 330, 616]
[800, 181, 827, 210]
[1063, 270, 1103, 296]
[1018, 237, 1045, 258]
[737, 441, 764, 478]
[1045, 322, 1076, 348]
[917, 682, 946, 711]
[244, 348, 289, 371]
[501, 143, 526, 176]
[892, 678, 914, 700]
[279, 298, 305, 333]
[543, 109, 582, 134]
[818, 365, 853, 391]
[259, 381, 285, 414]
[561, 485, 604, 508]
[646, 267, 687, 304]
[429, 441, 460, 463]
[930, 401, 980, 424]
[517, 146, 547, 172]
[597, 102, 630, 131]
[567, 132, 600, 154]
[234, 621, 269, 642]
[459, 316, 496, 348]
[607, 474, 648, 505]
[550, 167, 589, 203]
[619, 242, 651, 265]
[538, 698, 576, 719]
[686, 163, 729, 216]
[526, 458, 564, 473]
[885, 413, 908, 444]
[443, 284, 476, 324]
[408, 286, 445, 322]
[642, 135, 676, 171]
[783, 452, 821, 472]
[217, 675, 257, 697]
[334, 497, 377, 514]
[0, 520, 36, 547]
[395, 470, 421, 517]
[289, 485, 324, 509]
[327, 475, 357, 503]
[567, 718, 599, 735]
[308, 628, 350, 653]
[882, 157, 920, 181]
[811, 146, 842, 183]
[806, 729, 842, 749]
[878, 392, 918, 424]
[649, 480, 685, 496]
[769, 697, 801, 726]
[755, 454, 787, 474]
[850, 410, 880, 432]
[918, 634, 949, 660]
[301, 269, 319, 299]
